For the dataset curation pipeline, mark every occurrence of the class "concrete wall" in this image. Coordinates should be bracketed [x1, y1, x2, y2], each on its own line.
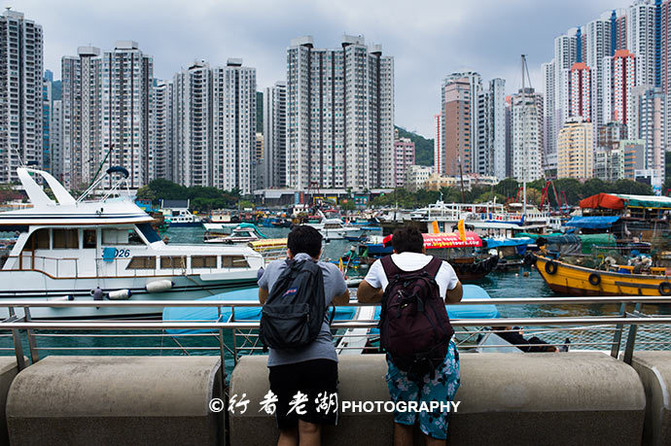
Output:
[631, 352, 671, 446]
[0, 358, 22, 445]
[6, 356, 223, 446]
[230, 352, 646, 446]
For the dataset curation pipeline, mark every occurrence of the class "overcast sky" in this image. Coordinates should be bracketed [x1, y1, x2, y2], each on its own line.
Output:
[7, 0, 632, 137]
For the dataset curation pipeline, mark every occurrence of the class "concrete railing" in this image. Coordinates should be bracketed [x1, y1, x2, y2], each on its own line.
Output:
[230, 352, 647, 446]
[5, 356, 223, 446]
[631, 352, 671, 446]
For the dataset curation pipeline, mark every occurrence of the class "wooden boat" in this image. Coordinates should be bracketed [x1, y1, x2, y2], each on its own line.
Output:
[535, 254, 671, 296]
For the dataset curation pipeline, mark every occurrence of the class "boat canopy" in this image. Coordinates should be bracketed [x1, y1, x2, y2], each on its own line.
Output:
[483, 237, 535, 248]
[580, 193, 671, 210]
[382, 231, 483, 249]
[565, 216, 620, 229]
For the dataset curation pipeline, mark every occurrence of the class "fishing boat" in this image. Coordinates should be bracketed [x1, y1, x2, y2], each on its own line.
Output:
[0, 167, 264, 318]
[535, 254, 671, 296]
[306, 210, 361, 240]
[347, 231, 498, 282]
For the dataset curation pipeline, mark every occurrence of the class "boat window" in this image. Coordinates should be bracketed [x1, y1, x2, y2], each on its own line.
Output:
[102, 229, 145, 246]
[126, 256, 156, 270]
[53, 229, 79, 249]
[136, 223, 161, 243]
[222, 255, 249, 268]
[24, 229, 50, 251]
[161, 256, 186, 269]
[128, 230, 145, 246]
[192, 256, 217, 268]
[83, 229, 96, 249]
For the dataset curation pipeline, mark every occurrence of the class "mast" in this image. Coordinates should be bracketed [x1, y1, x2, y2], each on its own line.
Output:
[521, 54, 527, 214]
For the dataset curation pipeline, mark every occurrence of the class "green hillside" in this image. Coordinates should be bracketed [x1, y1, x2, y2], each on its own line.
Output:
[395, 126, 433, 166]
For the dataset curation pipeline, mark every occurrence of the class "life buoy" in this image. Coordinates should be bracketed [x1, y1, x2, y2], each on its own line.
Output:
[545, 260, 558, 275]
[588, 273, 601, 286]
[659, 282, 671, 296]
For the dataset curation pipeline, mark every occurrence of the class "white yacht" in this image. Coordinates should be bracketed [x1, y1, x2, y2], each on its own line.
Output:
[306, 211, 360, 240]
[0, 168, 264, 319]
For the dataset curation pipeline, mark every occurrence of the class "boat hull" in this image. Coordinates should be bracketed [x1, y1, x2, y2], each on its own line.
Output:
[535, 255, 671, 296]
[0, 270, 258, 319]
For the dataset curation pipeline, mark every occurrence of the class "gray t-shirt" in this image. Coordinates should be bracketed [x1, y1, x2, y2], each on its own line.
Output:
[258, 252, 347, 367]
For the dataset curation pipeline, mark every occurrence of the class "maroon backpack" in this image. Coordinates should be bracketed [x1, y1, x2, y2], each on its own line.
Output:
[379, 255, 454, 379]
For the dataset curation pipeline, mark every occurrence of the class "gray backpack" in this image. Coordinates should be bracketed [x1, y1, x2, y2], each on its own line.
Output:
[260, 259, 326, 349]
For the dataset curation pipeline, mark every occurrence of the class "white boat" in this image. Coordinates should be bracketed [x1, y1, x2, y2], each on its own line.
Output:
[306, 211, 360, 240]
[204, 224, 266, 244]
[164, 209, 202, 227]
[0, 167, 264, 319]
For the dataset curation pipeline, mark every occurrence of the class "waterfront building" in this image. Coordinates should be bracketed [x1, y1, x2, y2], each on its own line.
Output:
[393, 132, 415, 188]
[172, 59, 256, 194]
[557, 118, 594, 180]
[619, 139, 647, 180]
[603, 49, 636, 131]
[0, 9, 44, 183]
[404, 165, 432, 192]
[627, 0, 656, 87]
[425, 173, 498, 192]
[441, 75, 474, 176]
[569, 63, 593, 121]
[434, 113, 443, 176]
[511, 88, 544, 182]
[263, 81, 287, 189]
[50, 100, 63, 182]
[476, 78, 507, 180]
[630, 85, 665, 189]
[149, 79, 173, 182]
[286, 35, 394, 191]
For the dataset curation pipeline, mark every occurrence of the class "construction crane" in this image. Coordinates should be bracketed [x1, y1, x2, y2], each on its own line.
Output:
[539, 180, 568, 215]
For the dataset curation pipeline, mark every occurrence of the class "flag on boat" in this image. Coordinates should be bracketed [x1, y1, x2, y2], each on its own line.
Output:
[457, 219, 466, 242]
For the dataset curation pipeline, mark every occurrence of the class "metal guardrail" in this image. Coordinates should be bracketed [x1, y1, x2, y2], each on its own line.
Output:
[0, 296, 669, 373]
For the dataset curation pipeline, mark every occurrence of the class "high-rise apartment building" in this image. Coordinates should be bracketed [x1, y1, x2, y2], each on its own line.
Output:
[149, 79, 172, 182]
[50, 100, 63, 181]
[172, 60, 257, 194]
[441, 76, 472, 176]
[0, 9, 44, 183]
[541, 61, 556, 170]
[263, 81, 287, 189]
[583, 17, 612, 127]
[627, 0, 656, 86]
[511, 88, 544, 182]
[43, 73, 52, 172]
[440, 72, 482, 176]
[603, 50, 637, 130]
[61, 42, 152, 190]
[476, 78, 507, 179]
[557, 118, 594, 180]
[433, 113, 443, 176]
[286, 35, 394, 191]
[393, 132, 415, 188]
[569, 63, 593, 121]
[630, 85, 665, 187]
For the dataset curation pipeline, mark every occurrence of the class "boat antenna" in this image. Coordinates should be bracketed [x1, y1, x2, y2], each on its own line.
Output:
[85, 144, 115, 193]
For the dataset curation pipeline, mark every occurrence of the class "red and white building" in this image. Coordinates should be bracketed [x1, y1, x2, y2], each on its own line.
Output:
[603, 49, 636, 129]
[569, 62, 592, 121]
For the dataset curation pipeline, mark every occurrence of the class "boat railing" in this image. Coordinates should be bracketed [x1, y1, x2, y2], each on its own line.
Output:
[0, 296, 670, 371]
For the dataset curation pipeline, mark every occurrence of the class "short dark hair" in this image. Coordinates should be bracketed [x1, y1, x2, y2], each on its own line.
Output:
[391, 226, 424, 254]
[287, 225, 323, 258]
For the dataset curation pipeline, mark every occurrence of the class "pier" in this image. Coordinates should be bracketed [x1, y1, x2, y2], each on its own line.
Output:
[0, 297, 667, 444]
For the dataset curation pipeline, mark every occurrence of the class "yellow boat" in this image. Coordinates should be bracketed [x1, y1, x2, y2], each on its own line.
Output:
[535, 255, 671, 296]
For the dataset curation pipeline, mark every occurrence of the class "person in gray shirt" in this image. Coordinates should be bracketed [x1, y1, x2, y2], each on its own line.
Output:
[258, 225, 349, 446]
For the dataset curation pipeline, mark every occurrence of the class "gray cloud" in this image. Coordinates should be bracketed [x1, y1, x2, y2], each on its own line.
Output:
[10, 0, 632, 137]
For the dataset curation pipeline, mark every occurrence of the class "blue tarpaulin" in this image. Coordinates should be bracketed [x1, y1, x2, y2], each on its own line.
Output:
[483, 237, 535, 249]
[565, 216, 620, 229]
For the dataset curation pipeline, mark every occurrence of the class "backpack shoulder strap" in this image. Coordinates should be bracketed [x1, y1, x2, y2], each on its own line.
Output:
[424, 256, 443, 279]
[380, 255, 402, 279]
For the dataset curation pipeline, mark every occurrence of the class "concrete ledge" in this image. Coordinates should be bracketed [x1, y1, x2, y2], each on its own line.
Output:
[6, 356, 223, 446]
[230, 352, 645, 446]
[631, 352, 671, 445]
[0, 357, 23, 445]
[229, 355, 393, 446]
[450, 352, 645, 445]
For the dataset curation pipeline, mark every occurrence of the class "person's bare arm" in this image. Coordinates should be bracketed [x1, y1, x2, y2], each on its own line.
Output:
[357, 280, 384, 303]
[445, 281, 463, 304]
[332, 289, 350, 305]
[258, 287, 269, 304]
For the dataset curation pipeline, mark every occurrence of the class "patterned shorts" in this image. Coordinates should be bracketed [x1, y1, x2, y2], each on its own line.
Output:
[385, 340, 460, 440]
